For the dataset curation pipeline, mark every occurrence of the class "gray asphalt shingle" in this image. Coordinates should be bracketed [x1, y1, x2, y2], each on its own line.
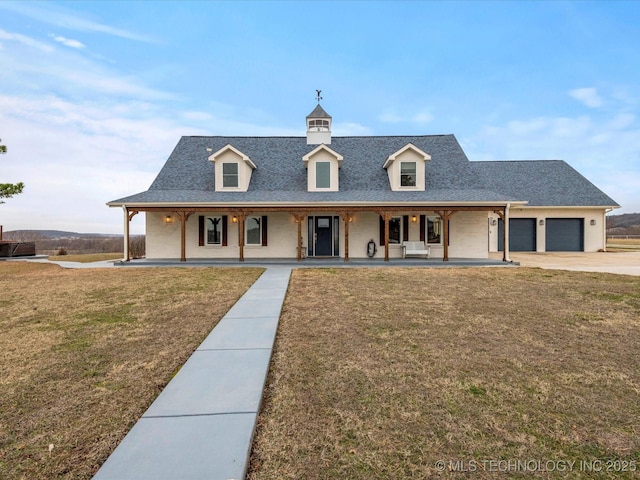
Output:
[108, 135, 618, 207]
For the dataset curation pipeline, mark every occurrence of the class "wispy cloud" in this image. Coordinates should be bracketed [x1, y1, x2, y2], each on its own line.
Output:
[569, 87, 604, 108]
[0, 28, 53, 52]
[0, 28, 174, 101]
[0, 2, 156, 43]
[51, 34, 85, 49]
[462, 110, 640, 212]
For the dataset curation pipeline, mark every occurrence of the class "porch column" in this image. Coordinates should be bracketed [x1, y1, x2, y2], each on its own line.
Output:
[176, 211, 194, 262]
[504, 203, 511, 262]
[237, 214, 246, 262]
[292, 214, 305, 261]
[124, 207, 138, 262]
[123, 206, 130, 261]
[435, 210, 456, 262]
[494, 209, 507, 262]
[384, 212, 390, 261]
[340, 212, 352, 262]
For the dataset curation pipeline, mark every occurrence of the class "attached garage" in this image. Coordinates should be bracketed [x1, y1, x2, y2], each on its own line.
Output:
[498, 218, 537, 251]
[545, 218, 584, 251]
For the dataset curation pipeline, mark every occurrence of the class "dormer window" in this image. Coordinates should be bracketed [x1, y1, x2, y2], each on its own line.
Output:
[222, 163, 239, 188]
[303, 144, 343, 192]
[383, 143, 430, 192]
[208, 144, 256, 192]
[400, 162, 417, 187]
[316, 162, 331, 188]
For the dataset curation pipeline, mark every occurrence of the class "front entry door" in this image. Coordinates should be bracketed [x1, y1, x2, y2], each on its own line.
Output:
[315, 216, 333, 256]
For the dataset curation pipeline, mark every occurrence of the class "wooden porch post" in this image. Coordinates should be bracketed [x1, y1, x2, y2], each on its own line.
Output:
[340, 212, 352, 262]
[435, 210, 456, 262]
[293, 214, 305, 261]
[384, 212, 390, 261]
[504, 203, 510, 262]
[494, 206, 509, 262]
[176, 211, 194, 262]
[237, 214, 246, 262]
[124, 207, 138, 262]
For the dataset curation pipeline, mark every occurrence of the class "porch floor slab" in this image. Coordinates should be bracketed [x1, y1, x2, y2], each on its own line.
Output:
[115, 257, 518, 268]
[92, 267, 292, 480]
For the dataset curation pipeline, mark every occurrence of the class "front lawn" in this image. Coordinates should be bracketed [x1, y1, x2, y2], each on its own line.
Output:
[249, 268, 640, 479]
[0, 262, 263, 479]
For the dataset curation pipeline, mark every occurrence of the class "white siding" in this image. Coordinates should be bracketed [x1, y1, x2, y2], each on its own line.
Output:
[488, 207, 608, 253]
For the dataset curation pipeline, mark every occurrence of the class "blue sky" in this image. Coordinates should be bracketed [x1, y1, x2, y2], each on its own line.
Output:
[1, 0, 638, 234]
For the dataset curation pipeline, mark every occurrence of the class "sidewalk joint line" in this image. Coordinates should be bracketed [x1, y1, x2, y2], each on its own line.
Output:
[142, 411, 257, 419]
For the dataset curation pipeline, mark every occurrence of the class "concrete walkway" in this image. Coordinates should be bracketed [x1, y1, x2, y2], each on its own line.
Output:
[92, 267, 292, 480]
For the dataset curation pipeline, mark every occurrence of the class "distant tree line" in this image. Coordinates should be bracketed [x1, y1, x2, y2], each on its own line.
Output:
[607, 213, 640, 236]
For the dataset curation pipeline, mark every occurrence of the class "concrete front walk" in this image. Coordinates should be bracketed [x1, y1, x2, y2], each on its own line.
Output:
[93, 267, 292, 480]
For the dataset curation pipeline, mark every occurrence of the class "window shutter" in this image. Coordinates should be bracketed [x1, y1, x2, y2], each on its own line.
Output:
[222, 215, 228, 246]
[261, 216, 268, 246]
[379, 215, 385, 246]
[198, 216, 205, 246]
[403, 216, 409, 242]
[420, 215, 426, 242]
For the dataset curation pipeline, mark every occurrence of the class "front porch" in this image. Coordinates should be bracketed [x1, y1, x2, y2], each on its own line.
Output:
[121, 205, 514, 263]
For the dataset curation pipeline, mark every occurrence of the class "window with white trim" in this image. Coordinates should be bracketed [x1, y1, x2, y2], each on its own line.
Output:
[206, 216, 223, 245]
[316, 161, 331, 189]
[222, 163, 239, 188]
[400, 162, 416, 187]
[246, 216, 262, 245]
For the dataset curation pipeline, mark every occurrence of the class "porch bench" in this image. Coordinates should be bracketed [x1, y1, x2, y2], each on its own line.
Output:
[402, 241, 430, 259]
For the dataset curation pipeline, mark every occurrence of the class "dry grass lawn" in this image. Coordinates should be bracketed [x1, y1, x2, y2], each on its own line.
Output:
[607, 238, 640, 252]
[249, 268, 640, 479]
[0, 262, 263, 479]
[47, 253, 124, 263]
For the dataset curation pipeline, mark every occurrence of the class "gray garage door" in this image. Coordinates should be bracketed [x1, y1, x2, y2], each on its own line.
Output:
[498, 218, 537, 251]
[545, 218, 584, 252]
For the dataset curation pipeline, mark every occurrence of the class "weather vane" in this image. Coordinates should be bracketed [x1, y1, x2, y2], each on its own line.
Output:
[316, 89, 322, 103]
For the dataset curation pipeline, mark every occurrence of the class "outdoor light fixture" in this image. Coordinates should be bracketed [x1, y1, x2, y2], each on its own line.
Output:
[590, 219, 596, 226]
[411, 215, 417, 223]
[232, 216, 238, 223]
[489, 218, 497, 226]
[164, 215, 173, 224]
[539, 219, 545, 226]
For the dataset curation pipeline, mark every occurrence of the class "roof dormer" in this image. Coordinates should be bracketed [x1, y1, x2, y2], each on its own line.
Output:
[306, 103, 332, 145]
[208, 144, 256, 192]
[383, 143, 431, 191]
[303, 144, 343, 192]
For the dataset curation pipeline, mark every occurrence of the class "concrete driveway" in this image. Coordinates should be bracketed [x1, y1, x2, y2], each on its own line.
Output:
[503, 252, 640, 276]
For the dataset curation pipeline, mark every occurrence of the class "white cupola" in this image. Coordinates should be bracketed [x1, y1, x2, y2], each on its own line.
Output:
[306, 102, 332, 145]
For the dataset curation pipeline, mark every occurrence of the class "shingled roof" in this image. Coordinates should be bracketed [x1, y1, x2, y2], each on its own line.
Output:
[108, 134, 618, 207]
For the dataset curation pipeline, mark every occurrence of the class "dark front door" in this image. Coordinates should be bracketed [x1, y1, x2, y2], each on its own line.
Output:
[315, 216, 333, 256]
